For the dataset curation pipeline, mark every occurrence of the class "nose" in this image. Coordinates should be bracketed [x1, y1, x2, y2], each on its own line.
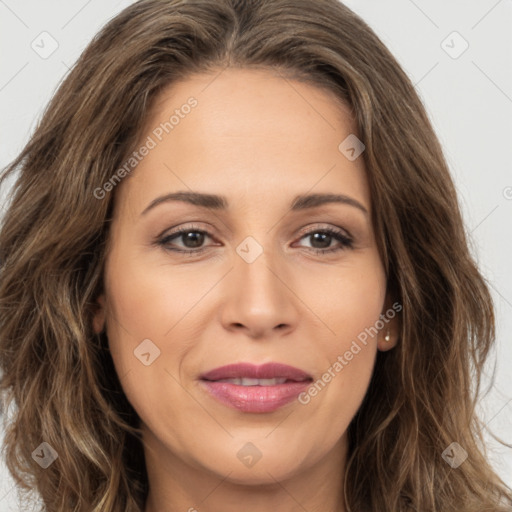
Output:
[219, 247, 300, 339]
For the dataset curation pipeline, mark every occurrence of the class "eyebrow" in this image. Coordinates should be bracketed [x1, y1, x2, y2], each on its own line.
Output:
[140, 191, 368, 216]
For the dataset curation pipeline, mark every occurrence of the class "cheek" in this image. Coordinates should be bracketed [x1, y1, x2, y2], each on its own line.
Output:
[318, 256, 386, 346]
[302, 255, 384, 414]
[102, 246, 174, 377]
[102, 242, 212, 401]
[301, 284, 380, 442]
[101, 250, 190, 433]
[104, 247, 184, 340]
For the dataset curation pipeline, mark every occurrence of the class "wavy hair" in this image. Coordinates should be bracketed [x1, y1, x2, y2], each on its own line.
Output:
[1, 0, 511, 510]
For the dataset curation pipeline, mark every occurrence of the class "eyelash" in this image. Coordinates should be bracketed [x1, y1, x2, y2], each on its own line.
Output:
[155, 223, 354, 256]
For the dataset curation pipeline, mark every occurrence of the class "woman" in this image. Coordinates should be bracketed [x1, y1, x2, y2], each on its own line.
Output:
[1, 0, 511, 511]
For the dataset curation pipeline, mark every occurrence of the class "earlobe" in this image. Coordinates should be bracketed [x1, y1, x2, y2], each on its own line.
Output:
[377, 325, 398, 352]
[377, 292, 401, 352]
[92, 294, 106, 334]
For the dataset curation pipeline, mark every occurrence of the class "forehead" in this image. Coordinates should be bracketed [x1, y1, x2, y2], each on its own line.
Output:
[116, 67, 370, 217]
[150, 67, 355, 143]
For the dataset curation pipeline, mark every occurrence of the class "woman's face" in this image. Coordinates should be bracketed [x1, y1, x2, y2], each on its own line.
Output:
[94, 67, 397, 486]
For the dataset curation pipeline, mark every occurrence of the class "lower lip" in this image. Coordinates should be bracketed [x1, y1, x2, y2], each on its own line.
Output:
[200, 380, 311, 413]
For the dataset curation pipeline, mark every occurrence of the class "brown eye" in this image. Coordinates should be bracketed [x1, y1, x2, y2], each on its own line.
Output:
[295, 228, 353, 254]
[158, 226, 214, 254]
[156, 224, 353, 256]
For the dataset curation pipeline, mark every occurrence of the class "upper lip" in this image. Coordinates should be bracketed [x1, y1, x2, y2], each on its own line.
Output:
[200, 362, 312, 381]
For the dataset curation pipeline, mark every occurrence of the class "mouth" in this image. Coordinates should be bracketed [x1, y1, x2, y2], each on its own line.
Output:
[199, 362, 313, 413]
[203, 377, 304, 385]
[199, 361, 312, 381]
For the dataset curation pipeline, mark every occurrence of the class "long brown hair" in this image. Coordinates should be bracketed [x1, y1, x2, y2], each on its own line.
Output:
[1, 0, 511, 510]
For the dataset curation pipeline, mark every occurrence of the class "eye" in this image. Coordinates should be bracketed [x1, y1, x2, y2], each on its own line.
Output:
[294, 226, 354, 254]
[155, 224, 354, 256]
[156, 224, 214, 256]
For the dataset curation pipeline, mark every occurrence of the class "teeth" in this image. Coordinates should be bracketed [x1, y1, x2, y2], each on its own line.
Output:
[216, 377, 288, 386]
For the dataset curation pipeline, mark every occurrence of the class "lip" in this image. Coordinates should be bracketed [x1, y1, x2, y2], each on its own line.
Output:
[200, 362, 312, 381]
[199, 362, 313, 413]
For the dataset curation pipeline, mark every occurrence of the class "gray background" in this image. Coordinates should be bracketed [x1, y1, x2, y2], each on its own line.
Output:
[1, 0, 511, 509]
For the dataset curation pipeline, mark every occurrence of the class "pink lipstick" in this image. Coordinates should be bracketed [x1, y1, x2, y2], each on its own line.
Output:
[199, 362, 313, 413]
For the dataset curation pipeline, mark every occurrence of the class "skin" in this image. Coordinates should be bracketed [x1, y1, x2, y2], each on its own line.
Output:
[93, 67, 399, 512]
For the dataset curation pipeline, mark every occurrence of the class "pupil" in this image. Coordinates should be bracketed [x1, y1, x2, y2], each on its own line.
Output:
[312, 232, 330, 248]
[184, 232, 204, 248]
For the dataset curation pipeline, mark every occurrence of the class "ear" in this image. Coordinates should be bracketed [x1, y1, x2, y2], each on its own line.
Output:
[92, 294, 107, 334]
[377, 292, 401, 352]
